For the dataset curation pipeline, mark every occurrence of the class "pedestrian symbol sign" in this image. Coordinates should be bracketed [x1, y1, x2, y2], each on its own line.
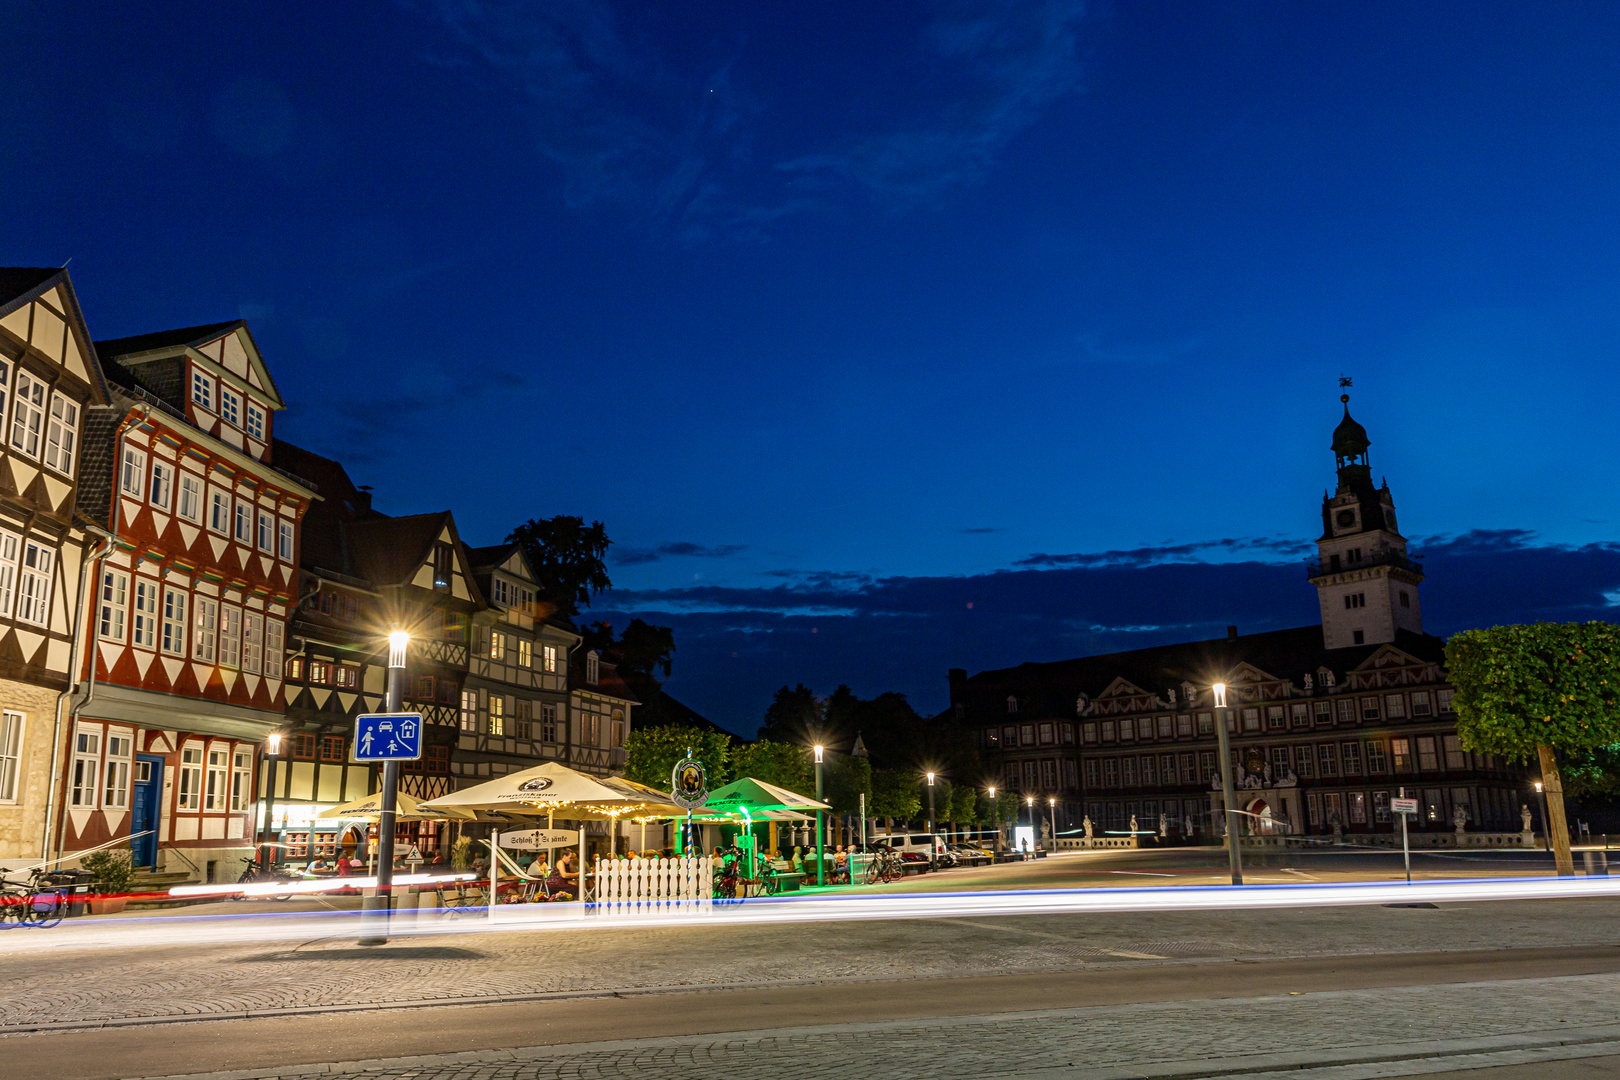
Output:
[353, 713, 423, 761]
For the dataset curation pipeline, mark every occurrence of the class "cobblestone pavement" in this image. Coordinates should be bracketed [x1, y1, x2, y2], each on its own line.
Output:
[132, 973, 1620, 1080]
[2, 899, 1618, 1032]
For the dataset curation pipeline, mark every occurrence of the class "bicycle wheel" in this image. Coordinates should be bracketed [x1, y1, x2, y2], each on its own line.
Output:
[24, 887, 64, 928]
[0, 889, 25, 927]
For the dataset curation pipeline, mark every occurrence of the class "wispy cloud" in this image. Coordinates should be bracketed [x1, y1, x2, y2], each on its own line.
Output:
[616, 541, 749, 566]
[1017, 536, 1314, 568]
[411, 0, 1090, 239]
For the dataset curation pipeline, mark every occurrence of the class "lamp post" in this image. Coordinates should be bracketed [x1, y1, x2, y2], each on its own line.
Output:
[988, 786, 999, 854]
[925, 772, 936, 834]
[1024, 795, 1034, 856]
[1535, 781, 1550, 853]
[1048, 796, 1057, 849]
[360, 630, 409, 945]
[1213, 682, 1243, 885]
[814, 744, 825, 887]
[260, 732, 282, 870]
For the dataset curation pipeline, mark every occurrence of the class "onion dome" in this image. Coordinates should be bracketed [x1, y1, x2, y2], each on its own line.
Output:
[1332, 393, 1370, 460]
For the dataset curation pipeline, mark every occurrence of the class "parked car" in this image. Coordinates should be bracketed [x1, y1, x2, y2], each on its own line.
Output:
[873, 833, 948, 866]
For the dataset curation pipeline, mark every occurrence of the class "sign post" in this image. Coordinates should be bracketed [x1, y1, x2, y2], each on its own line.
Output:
[356, 632, 419, 945]
[1393, 790, 1418, 884]
[670, 750, 708, 862]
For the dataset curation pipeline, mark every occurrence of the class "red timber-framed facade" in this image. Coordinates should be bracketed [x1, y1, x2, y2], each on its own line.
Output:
[59, 322, 314, 880]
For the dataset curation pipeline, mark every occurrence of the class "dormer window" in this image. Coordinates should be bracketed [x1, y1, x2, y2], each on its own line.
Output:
[244, 403, 265, 441]
[432, 543, 453, 590]
[219, 388, 240, 427]
[1320, 668, 1336, 688]
[1006, 695, 1018, 715]
[586, 651, 599, 685]
[192, 371, 213, 410]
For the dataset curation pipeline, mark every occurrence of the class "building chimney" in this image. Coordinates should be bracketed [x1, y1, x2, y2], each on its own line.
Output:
[1227, 625, 1238, 641]
[948, 668, 967, 706]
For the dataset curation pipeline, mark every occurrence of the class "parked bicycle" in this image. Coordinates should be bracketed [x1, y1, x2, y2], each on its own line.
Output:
[0, 866, 67, 928]
[865, 847, 904, 885]
[234, 857, 302, 901]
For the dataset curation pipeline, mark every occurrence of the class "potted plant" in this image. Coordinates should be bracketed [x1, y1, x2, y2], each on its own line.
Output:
[81, 847, 136, 914]
[450, 836, 474, 872]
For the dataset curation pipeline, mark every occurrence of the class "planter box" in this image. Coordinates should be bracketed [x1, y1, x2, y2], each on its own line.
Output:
[88, 896, 127, 915]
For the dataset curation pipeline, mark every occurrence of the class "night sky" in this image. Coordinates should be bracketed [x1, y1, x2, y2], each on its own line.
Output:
[7, 2, 1620, 733]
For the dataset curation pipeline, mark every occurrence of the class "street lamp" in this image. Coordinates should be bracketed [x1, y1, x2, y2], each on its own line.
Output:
[988, 785, 999, 854]
[360, 629, 409, 945]
[260, 732, 283, 870]
[1025, 795, 1034, 856]
[814, 744, 825, 887]
[1534, 781, 1550, 853]
[926, 772, 936, 835]
[1212, 682, 1243, 886]
[1048, 796, 1057, 850]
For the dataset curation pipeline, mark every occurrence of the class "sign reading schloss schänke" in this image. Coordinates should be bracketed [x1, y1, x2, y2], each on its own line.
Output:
[353, 713, 423, 761]
[498, 830, 578, 849]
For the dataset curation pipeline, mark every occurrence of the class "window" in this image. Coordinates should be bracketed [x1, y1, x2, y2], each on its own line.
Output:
[1180, 752, 1196, 784]
[320, 735, 345, 762]
[1366, 740, 1387, 774]
[1083, 759, 1099, 788]
[277, 519, 293, 561]
[1410, 691, 1432, 717]
[542, 644, 558, 672]
[488, 695, 505, 736]
[1437, 689, 1455, 714]
[1156, 715, 1173, 739]
[432, 543, 453, 589]
[1064, 723, 1076, 745]
[334, 665, 358, 689]
[518, 640, 532, 668]
[15, 541, 52, 626]
[1138, 717, 1154, 740]
[266, 616, 283, 671]
[0, 529, 15, 616]
[149, 461, 174, 511]
[1291, 703, 1309, 728]
[1140, 754, 1156, 785]
[460, 689, 478, 732]
[178, 474, 202, 523]
[1176, 714, 1192, 737]
[1038, 722, 1055, 744]
[9, 370, 45, 458]
[1120, 757, 1136, 787]
[586, 652, 599, 684]
[1267, 706, 1285, 730]
[132, 578, 159, 648]
[1443, 734, 1466, 771]
[1021, 723, 1036, 745]
[1101, 721, 1116, 742]
[1295, 745, 1314, 778]
[1385, 694, 1407, 719]
[234, 500, 251, 543]
[210, 489, 230, 533]
[0, 711, 22, 802]
[1042, 759, 1058, 789]
[241, 611, 263, 673]
[489, 631, 506, 661]
[413, 674, 434, 699]
[285, 656, 302, 680]
[1315, 701, 1333, 726]
[1391, 737, 1412, 772]
[257, 511, 273, 553]
[70, 727, 101, 808]
[45, 393, 77, 475]
[1353, 630, 1365, 644]
[99, 569, 128, 642]
[1306, 792, 1322, 828]
[231, 752, 252, 810]
[1336, 699, 1356, 724]
[1103, 759, 1119, 787]
[1399, 589, 1410, 609]
[120, 445, 147, 498]
[161, 588, 187, 655]
[292, 734, 316, 760]
[245, 403, 265, 441]
[1358, 696, 1379, 721]
[1270, 746, 1291, 776]
[219, 387, 240, 427]
[1006, 696, 1018, 715]
[177, 747, 202, 810]
[1242, 707, 1260, 732]
[1199, 751, 1217, 784]
[219, 605, 241, 668]
[1341, 741, 1363, 776]
[1318, 744, 1339, 778]
[1373, 790, 1391, 823]
[204, 749, 228, 810]
[1349, 791, 1367, 825]
[1343, 592, 1365, 609]
[307, 660, 330, 686]
[191, 597, 217, 662]
[514, 700, 533, 739]
[541, 702, 558, 742]
[192, 370, 213, 410]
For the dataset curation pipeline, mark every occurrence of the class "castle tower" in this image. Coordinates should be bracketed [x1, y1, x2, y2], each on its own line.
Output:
[1308, 391, 1424, 649]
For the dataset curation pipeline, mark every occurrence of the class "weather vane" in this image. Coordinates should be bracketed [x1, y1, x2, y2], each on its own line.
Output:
[1338, 375, 1353, 389]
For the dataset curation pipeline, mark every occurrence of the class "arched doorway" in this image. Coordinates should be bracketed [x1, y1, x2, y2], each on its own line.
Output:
[1247, 798, 1278, 836]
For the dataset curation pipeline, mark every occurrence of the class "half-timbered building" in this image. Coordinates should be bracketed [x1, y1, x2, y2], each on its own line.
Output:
[63, 322, 313, 879]
[0, 269, 109, 862]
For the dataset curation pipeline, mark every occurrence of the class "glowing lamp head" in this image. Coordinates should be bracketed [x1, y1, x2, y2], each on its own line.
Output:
[388, 630, 411, 668]
[1026, 795, 1034, 806]
[813, 744, 824, 764]
[1212, 682, 1227, 709]
[1048, 797, 1055, 806]
[987, 786, 996, 798]
[1535, 781, 1544, 793]
[926, 771, 935, 785]
[267, 732, 282, 757]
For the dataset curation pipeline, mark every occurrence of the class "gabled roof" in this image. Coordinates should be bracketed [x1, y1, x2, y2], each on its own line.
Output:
[344, 512, 456, 588]
[0, 266, 113, 403]
[0, 268, 66, 312]
[571, 654, 641, 705]
[95, 321, 244, 358]
[96, 319, 285, 411]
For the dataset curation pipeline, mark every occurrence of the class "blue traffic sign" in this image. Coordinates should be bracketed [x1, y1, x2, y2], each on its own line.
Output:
[353, 713, 423, 761]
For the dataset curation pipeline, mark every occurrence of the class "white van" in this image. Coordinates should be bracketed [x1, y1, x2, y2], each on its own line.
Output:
[872, 833, 947, 865]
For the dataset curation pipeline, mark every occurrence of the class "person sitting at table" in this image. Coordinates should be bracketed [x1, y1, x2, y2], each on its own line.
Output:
[832, 844, 849, 883]
[546, 851, 579, 900]
[307, 856, 332, 873]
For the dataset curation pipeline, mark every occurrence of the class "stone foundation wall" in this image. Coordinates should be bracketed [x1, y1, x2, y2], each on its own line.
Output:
[0, 679, 65, 862]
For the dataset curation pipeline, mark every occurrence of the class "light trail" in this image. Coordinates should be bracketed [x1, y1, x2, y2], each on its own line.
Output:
[2, 873, 1616, 955]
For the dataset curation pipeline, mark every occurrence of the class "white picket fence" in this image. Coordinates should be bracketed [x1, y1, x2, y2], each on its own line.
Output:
[594, 855, 715, 914]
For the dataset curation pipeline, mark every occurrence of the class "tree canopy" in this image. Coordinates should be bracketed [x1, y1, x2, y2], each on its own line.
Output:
[622, 725, 732, 791]
[730, 739, 814, 793]
[869, 767, 921, 823]
[1447, 622, 1620, 760]
[757, 684, 821, 745]
[506, 515, 612, 619]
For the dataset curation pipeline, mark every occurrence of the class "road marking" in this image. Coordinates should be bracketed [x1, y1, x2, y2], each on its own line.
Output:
[1109, 870, 1175, 877]
[1102, 948, 1169, 959]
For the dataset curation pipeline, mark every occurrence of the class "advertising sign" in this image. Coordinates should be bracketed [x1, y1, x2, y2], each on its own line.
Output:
[497, 829, 578, 849]
[1392, 798, 1420, 815]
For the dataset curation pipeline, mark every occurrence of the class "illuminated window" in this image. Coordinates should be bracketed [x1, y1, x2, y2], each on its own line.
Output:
[99, 569, 128, 642]
[192, 371, 213, 410]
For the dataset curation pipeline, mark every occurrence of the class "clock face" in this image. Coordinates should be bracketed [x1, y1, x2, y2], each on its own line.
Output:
[1335, 509, 1357, 528]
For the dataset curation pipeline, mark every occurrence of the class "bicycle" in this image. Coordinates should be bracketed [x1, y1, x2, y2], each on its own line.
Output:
[0, 867, 66, 928]
[865, 848, 903, 885]
[235, 857, 300, 901]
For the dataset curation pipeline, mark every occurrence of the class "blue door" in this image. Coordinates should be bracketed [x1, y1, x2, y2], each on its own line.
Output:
[130, 754, 164, 868]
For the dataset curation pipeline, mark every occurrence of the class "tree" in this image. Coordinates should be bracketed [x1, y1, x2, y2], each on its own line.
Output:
[730, 739, 814, 793]
[824, 754, 873, 818]
[1447, 621, 1620, 877]
[507, 515, 612, 619]
[583, 618, 679, 726]
[623, 725, 732, 792]
[950, 784, 980, 839]
[869, 767, 921, 830]
[758, 684, 822, 745]
[924, 777, 952, 834]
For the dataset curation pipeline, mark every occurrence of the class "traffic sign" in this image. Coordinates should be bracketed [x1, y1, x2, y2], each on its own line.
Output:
[353, 713, 423, 761]
[1392, 797, 1419, 815]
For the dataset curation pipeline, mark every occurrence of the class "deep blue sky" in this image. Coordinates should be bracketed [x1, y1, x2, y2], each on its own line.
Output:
[7, 2, 1620, 733]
